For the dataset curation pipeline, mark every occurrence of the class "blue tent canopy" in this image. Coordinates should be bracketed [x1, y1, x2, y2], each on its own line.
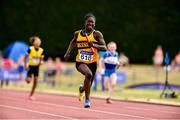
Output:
[3, 41, 28, 63]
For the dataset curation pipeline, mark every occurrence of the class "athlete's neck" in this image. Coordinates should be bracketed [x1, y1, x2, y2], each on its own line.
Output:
[34, 46, 39, 49]
[109, 50, 116, 54]
[83, 29, 94, 35]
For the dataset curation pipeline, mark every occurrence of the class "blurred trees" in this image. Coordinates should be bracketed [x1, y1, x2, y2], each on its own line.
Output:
[0, 0, 179, 63]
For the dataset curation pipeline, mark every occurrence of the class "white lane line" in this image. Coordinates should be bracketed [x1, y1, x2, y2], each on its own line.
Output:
[0, 104, 77, 120]
[124, 106, 180, 115]
[1, 96, 155, 120]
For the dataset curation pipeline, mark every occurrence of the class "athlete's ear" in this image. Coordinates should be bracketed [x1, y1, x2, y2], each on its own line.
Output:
[93, 22, 96, 27]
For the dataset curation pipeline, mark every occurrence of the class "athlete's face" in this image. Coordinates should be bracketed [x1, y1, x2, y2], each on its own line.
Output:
[108, 43, 117, 52]
[85, 17, 95, 31]
[34, 38, 41, 47]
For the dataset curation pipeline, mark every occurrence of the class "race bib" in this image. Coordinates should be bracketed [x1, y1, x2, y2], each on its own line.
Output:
[32, 57, 40, 63]
[79, 51, 93, 62]
[105, 56, 119, 65]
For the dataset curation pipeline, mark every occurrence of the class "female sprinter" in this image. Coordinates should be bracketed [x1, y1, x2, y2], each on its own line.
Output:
[64, 13, 107, 108]
[24, 36, 44, 100]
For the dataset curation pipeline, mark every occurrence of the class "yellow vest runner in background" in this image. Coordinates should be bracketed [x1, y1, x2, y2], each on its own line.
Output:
[28, 46, 44, 66]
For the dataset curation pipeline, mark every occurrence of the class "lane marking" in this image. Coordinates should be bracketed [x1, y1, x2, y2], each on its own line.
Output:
[124, 106, 180, 115]
[3, 95, 180, 115]
[1, 96, 155, 119]
[0, 104, 77, 120]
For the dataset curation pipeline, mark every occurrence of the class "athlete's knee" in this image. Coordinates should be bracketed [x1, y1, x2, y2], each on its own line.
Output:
[85, 72, 93, 80]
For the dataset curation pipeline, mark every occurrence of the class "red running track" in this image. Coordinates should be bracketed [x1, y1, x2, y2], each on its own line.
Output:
[0, 89, 180, 119]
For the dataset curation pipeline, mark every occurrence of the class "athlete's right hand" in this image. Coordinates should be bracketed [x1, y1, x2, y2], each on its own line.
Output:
[64, 53, 70, 60]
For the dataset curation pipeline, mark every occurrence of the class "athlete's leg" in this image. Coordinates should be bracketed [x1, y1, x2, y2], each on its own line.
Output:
[103, 69, 110, 90]
[103, 76, 110, 90]
[89, 63, 97, 86]
[26, 67, 33, 83]
[30, 76, 38, 97]
[108, 73, 117, 99]
[29, 66, 39, 100]
[111, 73, 117, 88]
[77, 63, 92, 100]
[104, 76, 113, 103]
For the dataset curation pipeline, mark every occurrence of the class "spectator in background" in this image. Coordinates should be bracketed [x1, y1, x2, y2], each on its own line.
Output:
[119, 52, 129, 66]
[153, 45, 163, 83]
[1, 58, 14, 87]
[171, 51, 180, 72]
[44, 57, 56, 87]
[0, 54, 3, 87]
[153, 45, 164, 67]
[171, 60, 176, 71]
[92, 50, 106, 91]
[55, 57, 64, 75]
[93, 56, 105, 91]
[17, 56, 25, 81]
[174, 51, 180, 71]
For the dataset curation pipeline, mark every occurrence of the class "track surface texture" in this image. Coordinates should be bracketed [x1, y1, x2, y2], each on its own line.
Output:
[0, 89, 180, 119]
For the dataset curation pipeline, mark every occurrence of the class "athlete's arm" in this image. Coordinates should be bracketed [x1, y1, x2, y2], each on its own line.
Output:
[93, 31, 107, 51]
[100, 57, 105, 69]
[64, 31, 78, 59]
[24, 48, 30, 70]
